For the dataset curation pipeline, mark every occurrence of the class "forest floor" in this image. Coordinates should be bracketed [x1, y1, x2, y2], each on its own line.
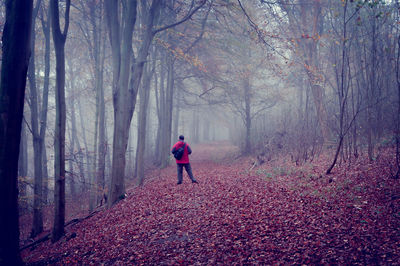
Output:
[21, 142, 400, 265]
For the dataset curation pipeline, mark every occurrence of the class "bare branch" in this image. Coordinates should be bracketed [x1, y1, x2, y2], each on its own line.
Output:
[152, 0, 207, 35]
[237, 0, 288, 60]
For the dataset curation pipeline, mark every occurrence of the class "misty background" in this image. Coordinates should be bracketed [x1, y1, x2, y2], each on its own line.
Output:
[1, 0, 398, 243]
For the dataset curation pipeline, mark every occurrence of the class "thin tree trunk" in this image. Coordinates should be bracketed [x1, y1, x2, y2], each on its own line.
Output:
[395, 34, 400, 178]
[76, 93, 93, 193]
[155, 57, 166, 166]
[28, 0, 44, 237]
[367, 17, 377, 161]
[91, 94, 99, 212]
[90, 2, 102, 209]
[50, 0, 70, 242]
[153, 64, 161, 162]
[68, 90, 77, 197]
[72, 133, 85, 194]
[136, 63, 152, 186]
[40, 5, 51, 205]
[18, 121, 28, 213]
[244, 77, 251, 154]
[161, 53, 175, 168]
[42, 142, 49, 203]
[97, 22, 107, 206]
[172, 87, 180, 141]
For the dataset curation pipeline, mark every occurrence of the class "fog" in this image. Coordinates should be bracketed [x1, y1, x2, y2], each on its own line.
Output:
[2, 0, 399, 246]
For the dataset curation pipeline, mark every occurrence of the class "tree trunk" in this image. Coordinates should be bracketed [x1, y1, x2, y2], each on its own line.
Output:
[106, 0, 162, 206]
[105, 0, 203, 205]
[203, 117, 210, 142]
[326, 0, 349, 174]
[68, 86, 77, 198]
[93, 7, 107, 206]
[161, 53, 175, 168]
[76, 96, 91, 192]
[50, 0, 70, 242]
[172, 89, 180, 142]
[91, 93, 99, 212]
[40, 5, 51, 205]
[28, 0, 44, 237]
[97, 27, 107, 206]
[72, 131, 85, 194]
[244, 77, 251, 154]
[367, 16, 378, 161]
[42, 142, 49, 204]
[67, 75, 84, 195]
[155, 57, 166, 166]
[18, 121, 28, 213]
[136, 63, 152, 186]
[106, 0, 138, 206]
[0, 0, 33, 264]
[89, 2, 102, 208]
[395, 33, 400, 178]
[191, 109, 199, 144]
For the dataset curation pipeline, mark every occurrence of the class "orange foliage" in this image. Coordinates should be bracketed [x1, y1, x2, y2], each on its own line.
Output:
[155, 37, 207, 73]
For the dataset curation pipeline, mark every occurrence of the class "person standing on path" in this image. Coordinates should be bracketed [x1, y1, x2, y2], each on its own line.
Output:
[171, 135, 198, 185]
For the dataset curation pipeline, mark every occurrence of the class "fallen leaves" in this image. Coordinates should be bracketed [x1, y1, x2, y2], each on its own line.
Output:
[21, 143, 400, 265]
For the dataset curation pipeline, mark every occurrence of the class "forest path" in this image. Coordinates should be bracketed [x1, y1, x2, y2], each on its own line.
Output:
[22, 142, 399, 265]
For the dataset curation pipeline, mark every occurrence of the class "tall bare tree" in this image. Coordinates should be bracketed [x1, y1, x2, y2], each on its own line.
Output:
[0, 0, 33, 264]
[27, 0, 44, 238]
[39, 4, 51, 205]
[50, 0, 71, 242]
[105, 0, 140, 206]
[135, 61, 153, 185]
[106, 0, 206, 207]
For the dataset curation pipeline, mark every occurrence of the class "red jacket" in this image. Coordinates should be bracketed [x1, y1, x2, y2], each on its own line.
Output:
[171, 141, 192, 164]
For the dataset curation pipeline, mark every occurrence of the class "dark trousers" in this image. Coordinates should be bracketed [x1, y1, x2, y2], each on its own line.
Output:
[177, 163, 196, 183]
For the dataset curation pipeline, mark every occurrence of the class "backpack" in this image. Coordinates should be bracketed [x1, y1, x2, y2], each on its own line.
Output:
[174, 143, 186, 160]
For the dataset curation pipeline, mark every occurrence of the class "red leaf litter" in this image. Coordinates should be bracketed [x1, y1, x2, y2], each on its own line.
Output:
[21, 142, 400, 265]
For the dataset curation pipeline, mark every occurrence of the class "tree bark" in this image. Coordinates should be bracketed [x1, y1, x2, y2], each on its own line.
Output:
[97, 52, 107, 205]
[76, 93, 91, 192]
[136, 63, 152, 186]
[367, 15, 378, 161]
[106, 0, 162, 207]
[40, 5, 51, 204]
[86, 0, 104, 210]
[244, 77, 251, 154]
[106, 0, 138, 207]
[326, 0, 349, 174]
[0, 0, 33, 264]
[161, 53, 175, 168]
[18, 121, 28, 213]
[395, 32, 400, 178]
[28, 0, 44, 238]
[94, 4, 107, 205]
[173, 88, 180, 143]
[68, 82, 77, 198]
[50, 0, 70, 242]
[155, 57, 166, 166]
[106, 0, 204, 205]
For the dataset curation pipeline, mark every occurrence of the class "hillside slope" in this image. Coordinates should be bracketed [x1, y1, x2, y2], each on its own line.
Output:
[22, 142, 400, 265]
